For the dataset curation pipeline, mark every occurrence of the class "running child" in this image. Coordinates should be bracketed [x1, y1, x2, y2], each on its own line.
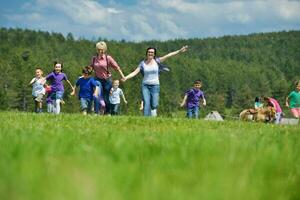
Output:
[71, 68, 98, 115]
[109, 79, 127, 115]
[29, 68, 46, 113]
[46, 61, 74, 114]
[285, 81, 300, 119]
[180, 80, 206, 119]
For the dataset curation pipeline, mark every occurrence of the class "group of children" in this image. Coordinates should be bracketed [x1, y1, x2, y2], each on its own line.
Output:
[30, 62, 127, 115]
[30, 61, 300, 121]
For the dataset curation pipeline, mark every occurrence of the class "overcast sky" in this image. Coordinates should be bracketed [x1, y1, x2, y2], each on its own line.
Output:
[0, 0, 300, 41]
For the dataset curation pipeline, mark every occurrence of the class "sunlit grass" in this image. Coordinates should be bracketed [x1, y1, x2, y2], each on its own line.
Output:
[0, 112, 299, 200]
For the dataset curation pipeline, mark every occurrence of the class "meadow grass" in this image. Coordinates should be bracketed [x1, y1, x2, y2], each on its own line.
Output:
[0, 112, 299, 200]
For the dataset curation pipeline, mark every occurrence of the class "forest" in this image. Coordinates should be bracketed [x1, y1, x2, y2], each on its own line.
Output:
[0, 27, 299, 116]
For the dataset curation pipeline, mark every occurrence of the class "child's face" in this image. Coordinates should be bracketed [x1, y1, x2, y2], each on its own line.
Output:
[35, 69, 43, 77]
[54, 63, 62, 73]
[296, 84, 300, 91]
[113, 80, 119, 88]
[83, 73, 90, 79]
[194, 83, 202, 89]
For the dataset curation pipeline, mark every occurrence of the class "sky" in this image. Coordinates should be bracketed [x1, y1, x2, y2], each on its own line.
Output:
[0, 0, 300, 41]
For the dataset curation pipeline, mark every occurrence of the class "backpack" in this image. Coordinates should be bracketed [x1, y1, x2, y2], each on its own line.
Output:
[140, 58, 170, 76]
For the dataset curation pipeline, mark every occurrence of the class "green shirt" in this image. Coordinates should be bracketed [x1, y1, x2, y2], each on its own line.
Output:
[288, 91, 300, 108]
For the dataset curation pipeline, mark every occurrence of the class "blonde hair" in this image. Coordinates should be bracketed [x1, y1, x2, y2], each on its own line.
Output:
[96, 41, 107, 52]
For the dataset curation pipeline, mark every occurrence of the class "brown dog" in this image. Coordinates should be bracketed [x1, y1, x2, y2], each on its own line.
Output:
[240, 107, 276, 122]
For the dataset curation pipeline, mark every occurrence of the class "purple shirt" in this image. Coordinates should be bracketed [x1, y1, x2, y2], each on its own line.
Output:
[46, 72, 68, 92]
[90, 54, 120, 79]
[185, 88, 205, 108]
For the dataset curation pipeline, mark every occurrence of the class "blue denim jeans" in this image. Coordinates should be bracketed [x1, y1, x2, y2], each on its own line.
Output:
[187, 106, 199, 119]
[94, 78, 112, 114]
[142, 84, 160, 116]
[109, 103, 120, 115]
[80, 98, 92, 112]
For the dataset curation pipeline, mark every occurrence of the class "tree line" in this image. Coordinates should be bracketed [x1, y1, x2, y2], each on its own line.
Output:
[0, 27, 299, 116]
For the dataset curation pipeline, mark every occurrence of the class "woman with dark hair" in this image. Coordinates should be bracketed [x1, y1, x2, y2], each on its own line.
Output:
[122, 45, 188, 116]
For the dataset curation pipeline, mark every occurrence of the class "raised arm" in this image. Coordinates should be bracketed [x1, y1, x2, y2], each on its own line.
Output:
[159, 45, 188, 62]
[123, 67, 141, 82]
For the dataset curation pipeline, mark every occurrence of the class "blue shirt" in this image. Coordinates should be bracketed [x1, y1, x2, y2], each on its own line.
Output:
[76, 77, 98, 99]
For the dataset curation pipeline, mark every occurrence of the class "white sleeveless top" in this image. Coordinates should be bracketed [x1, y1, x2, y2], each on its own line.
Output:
[140, 60, 159, 85]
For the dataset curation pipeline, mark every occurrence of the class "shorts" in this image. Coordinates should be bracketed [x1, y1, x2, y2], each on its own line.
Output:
[33, 94, 44, 102]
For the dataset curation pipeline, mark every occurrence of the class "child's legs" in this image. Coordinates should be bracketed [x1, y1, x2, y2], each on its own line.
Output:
[142, 84, 151, 116]
[187, 107, 193, 119]
[194, 106, 200, 119]
[54, 91, 64, 114]
[274, 112, 282, 124]
[111, 104, 120, 115]
[290, 108, 300, 118]
[80, 98, 89, 112]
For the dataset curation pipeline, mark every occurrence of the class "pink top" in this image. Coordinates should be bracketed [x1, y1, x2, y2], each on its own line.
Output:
[90, 54, 120, 79]
[269, 98, 282, 113]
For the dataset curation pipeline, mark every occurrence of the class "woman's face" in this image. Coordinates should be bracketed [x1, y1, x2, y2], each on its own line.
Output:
[147, 49, 155, 59]
[97, 48, 105, 55]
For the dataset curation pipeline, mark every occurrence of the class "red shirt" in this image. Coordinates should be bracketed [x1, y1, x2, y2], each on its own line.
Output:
[90, 54, 120, 79]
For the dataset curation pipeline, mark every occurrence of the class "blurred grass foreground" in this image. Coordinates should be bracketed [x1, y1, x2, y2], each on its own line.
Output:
[0, 112, 299, 200]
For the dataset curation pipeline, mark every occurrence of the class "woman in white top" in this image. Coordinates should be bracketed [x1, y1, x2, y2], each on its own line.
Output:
[122, 46, 188, 116]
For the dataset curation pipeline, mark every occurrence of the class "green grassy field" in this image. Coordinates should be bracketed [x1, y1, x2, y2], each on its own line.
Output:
[0, 112, 299, 200]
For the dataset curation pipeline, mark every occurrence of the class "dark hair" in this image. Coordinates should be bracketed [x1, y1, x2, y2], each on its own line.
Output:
[255, 97, 260, 102]
[146, 47, 157, 57]
[53, 60, 63, 72]
[82, 68, 91, 75]
[194, 80, 202, 85]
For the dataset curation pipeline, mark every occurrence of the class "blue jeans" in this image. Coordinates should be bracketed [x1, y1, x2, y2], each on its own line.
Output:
[94, 78, 112, 114]
[142, 84, 160, 116]
[80, 98, 92, 112]
[109, 103, 120, 115]
[187, 106, 199, 119]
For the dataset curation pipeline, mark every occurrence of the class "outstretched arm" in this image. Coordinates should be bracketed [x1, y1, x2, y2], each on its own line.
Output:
[180, 94, 188, 107]
[70, 86, 76, 96]
[66, 80, 75, 91]
[159, 45, 188, 62]
[122, 67, 141, 82]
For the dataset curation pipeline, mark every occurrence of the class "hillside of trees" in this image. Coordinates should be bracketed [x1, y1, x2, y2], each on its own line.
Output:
[0, 28, 299, 116]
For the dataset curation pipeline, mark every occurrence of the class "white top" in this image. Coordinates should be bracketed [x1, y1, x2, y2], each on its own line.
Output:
[140, 60, 159, 85]
[31, 77, 46, 97]
[109, 88, 124, 104]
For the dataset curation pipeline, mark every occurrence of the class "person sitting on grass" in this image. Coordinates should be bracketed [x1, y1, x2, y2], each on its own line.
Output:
[180, 80, 206, 119]
[71, 68, 98, 115]
[263, 96, 282, 124]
